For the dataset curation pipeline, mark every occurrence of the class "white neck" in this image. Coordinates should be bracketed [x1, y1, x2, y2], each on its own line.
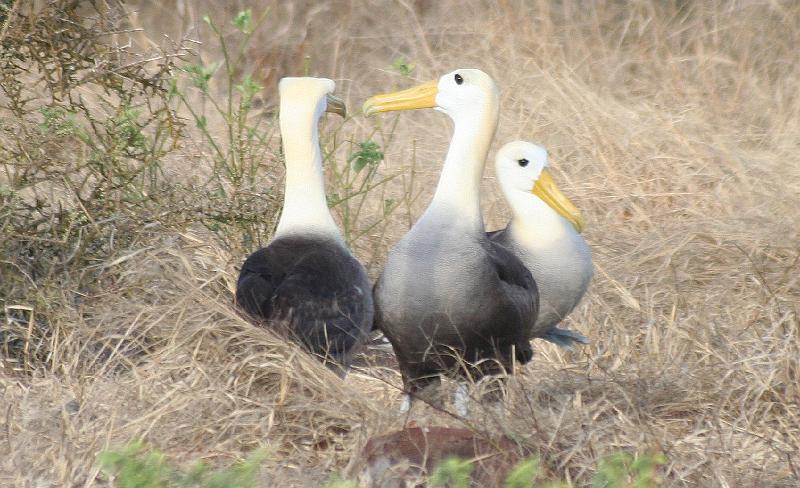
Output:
[425, 104, 498, 231]
[503, 187, 575, 249]
[274, 108, 342, 242]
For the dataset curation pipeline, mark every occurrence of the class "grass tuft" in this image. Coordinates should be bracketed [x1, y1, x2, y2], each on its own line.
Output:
[1, 0, 799, 486]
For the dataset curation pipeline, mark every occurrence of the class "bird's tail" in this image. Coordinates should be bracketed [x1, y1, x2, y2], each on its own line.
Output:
[542, 327, 589, 349]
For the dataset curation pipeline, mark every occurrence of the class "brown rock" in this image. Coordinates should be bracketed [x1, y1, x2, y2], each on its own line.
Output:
[349, 426, 526, 487]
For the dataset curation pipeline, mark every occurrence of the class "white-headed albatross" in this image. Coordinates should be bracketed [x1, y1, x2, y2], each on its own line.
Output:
[236, 77, 373, 375]
[363, 69, 538, 407]
[490, 141, 592, 347]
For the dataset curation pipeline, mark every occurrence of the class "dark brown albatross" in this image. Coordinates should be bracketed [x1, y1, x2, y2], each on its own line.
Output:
[236, 77, 373, 375]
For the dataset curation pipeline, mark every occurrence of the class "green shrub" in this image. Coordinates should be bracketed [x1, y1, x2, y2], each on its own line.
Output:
[592, 452, 667, 488]
[324, 478, 358, 488]
[0, 1, 185, 370]
[503, 457, 540, 488]
[419, 451, 665, 487]
[430, 456, 475, 488]
[0, 3, 398, 372]
[99, 441, 268, 488]
[99, 445, 666, 488]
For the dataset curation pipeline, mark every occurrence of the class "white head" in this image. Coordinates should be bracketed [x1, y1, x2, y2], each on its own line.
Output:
[495, 141, 585, 232]
[433, 69, 499, 120]
[279, 77, 346, 124]
[362, 68, 499, 121]
[495, 141, 549, 192]
[362, 69, 500, 226]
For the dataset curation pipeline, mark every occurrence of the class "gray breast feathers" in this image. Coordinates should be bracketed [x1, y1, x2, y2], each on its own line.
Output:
[373, 226, 538, 381]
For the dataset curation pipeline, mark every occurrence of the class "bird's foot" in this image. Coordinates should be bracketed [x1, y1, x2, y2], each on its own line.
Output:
[454, 382, 470, 417]
[399, 393, 411, 413]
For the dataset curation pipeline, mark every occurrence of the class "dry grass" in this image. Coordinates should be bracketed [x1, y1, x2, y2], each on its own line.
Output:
[2, 0, 799, 486]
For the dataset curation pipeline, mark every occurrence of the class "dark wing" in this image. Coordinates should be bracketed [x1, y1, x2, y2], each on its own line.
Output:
[271, 250, 372, 363]
[483, 238, 539, 364]
[484, 239, 536, 296]
[236, 247, 282, 318]
[235, 237, 373, 367]
[369, 280, 382, 332]
[487, 228, 589, 349]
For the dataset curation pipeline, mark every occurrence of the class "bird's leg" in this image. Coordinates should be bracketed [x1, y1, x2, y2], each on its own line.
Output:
[401, 375, 443, 414]
[399, 393, 412, 413]
[454, 382, 470, 417]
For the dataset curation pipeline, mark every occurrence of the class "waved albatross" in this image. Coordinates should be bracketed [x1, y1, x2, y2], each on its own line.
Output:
[490, 141, 592, 347]
[363, 69, 538, 407]
[236, 77, 373, 375]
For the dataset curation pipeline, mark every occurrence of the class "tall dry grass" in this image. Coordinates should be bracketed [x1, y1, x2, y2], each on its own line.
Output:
[1, 0, 799, 486]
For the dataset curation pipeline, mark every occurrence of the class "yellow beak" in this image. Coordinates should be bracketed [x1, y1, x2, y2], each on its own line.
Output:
[325, 94, 347, 118]
[532, 169, 586, 233]
[362, 80, 438, 116]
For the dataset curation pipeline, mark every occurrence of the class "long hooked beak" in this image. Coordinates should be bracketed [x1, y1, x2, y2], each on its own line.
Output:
[362, 80, 438, 116]
[325, 94, 347, 118]
[532, 169, 586, 233]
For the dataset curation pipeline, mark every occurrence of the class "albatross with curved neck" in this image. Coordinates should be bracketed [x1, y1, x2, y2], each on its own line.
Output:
[236, 77, 373, 375]
[490, 141, 592, 346]
[364, 69, 538, 407]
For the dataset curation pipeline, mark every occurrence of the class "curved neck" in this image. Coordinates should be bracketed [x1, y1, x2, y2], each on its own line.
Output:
[427, 104, 498, 230]
[502, 187, 574, 249]
[274, 109, 342, 242]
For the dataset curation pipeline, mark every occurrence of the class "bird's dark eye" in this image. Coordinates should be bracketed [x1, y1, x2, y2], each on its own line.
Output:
[517, 158, 529, 167]
[454, 73, 463, 85]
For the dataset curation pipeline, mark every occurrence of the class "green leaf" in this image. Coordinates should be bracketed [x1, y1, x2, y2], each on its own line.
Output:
[430, 457, 474, 488]
[389, 58, 415, 77]
[383, 198, 395, 215]
[184, 62, 219, 92]
[98, 440, 173, 488]
[349, 141, 384, 173]
[39, 106, 80, 137]
[631, 452, 666, 488]
[232, 9, 253, 33]
[503, 457, 540, 488]
[592, 451, 666, 488]
[167, 78, 180, 99]
[235, 75, 264, 109]
[593, 453, 630, 488]
[327, 192, 341, 207]
[325, 476, 358, 488]
[99, 442, 268, 488]
[202, 448, 268, 488]
[0, 185, 15, 198]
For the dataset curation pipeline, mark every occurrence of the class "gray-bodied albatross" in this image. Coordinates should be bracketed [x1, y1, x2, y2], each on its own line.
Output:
[363, 69, 538, 408]
[490, 141, 592, 347]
